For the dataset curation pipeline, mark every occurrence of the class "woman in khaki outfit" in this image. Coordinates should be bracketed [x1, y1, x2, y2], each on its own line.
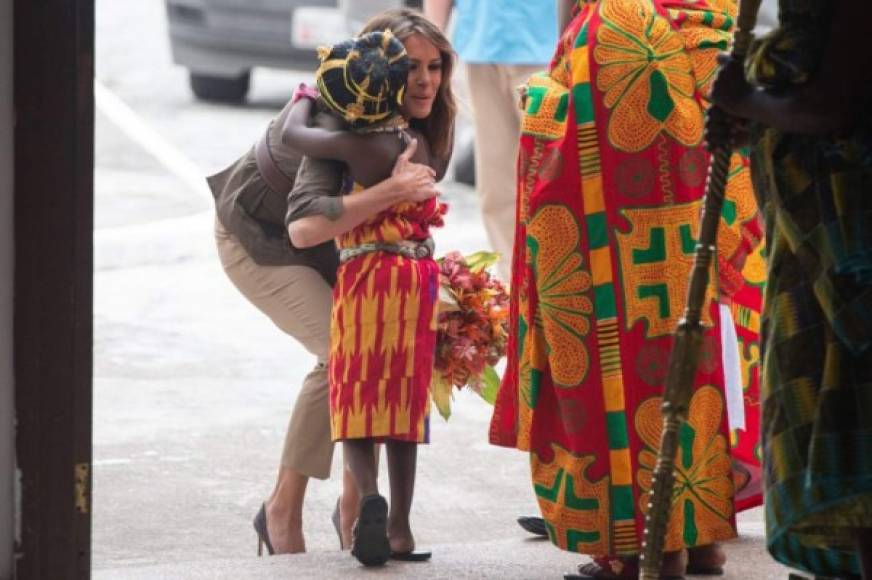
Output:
[208, 94, 438, 554]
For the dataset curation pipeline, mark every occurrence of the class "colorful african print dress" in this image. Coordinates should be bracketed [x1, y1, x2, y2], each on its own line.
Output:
[747, 1, 872, 575]
[489, 0, 764, 558]
[329, 185, 445, 443]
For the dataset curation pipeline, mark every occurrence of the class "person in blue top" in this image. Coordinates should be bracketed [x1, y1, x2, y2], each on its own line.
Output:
[424, 0, 557, 280]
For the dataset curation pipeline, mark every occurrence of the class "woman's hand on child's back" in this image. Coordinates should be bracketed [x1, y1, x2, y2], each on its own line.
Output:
[392, 139, 439, 203]
[393, 163, 439, 203]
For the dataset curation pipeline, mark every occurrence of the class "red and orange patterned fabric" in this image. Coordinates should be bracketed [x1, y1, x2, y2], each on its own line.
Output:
[329, 185, 446, 443]
[489, 0, 763, 557]
[729, 255, 764, 512]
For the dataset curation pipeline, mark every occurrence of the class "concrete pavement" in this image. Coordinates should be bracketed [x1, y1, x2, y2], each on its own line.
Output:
[92, 173, 793, 579]
[91, 1, 796, 573]
[92, 534, 790, 580]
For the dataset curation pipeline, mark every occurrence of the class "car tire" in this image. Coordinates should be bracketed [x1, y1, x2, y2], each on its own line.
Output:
[189, 71, 250, 103]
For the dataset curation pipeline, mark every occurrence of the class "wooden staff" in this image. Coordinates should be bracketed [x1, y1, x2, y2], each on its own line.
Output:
[638, 1, 763, 577]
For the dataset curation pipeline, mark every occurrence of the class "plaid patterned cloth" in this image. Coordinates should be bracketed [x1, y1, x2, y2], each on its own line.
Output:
[749, 2, 872, 573]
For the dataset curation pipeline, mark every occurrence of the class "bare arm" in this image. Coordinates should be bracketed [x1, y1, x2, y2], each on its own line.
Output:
[288, 139, 438, 248]
[423, 0, 452, 31]
[289, 178, 421, 248]
[710, 0, 872, 135]
[280, 98, 360, 161]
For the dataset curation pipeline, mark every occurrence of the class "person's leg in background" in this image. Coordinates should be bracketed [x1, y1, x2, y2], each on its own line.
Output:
[466, 62, 541, 281]
[215, 219, 344, 553]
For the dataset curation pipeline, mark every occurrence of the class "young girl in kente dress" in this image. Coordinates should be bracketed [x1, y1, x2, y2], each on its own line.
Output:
[282, 29, 446, 567]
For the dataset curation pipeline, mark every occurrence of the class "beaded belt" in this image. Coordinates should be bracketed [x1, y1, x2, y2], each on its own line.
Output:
[338, 238, 435, 263]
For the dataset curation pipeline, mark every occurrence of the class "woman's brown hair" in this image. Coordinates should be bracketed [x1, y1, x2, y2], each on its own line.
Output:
[361, 9, 457, 162]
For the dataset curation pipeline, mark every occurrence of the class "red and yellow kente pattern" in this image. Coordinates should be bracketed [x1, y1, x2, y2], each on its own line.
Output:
[329, 185, 446, 443]
[489, 0, 764, 558]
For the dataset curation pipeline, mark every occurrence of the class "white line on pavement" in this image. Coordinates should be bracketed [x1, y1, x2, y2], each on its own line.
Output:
[94, 79, 212, 203]
[94, 80, 217, 270]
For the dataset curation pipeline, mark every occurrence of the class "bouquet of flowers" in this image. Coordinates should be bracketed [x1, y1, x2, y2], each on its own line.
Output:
[431, 250, 510, 420]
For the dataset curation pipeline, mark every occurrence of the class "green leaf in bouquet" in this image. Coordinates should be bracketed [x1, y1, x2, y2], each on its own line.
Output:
[478, 365, 501, 405]
[464, 250, 501, 274]
[430, 374, 453, 421]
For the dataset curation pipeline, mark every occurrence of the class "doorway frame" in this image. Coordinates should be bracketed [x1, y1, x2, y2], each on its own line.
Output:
[13, 0, 95, 577]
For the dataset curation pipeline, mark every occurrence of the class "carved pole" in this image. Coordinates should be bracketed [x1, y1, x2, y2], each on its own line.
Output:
[638, 1, 763, 577]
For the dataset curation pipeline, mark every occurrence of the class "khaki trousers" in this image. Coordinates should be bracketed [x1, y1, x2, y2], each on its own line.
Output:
[466, 63, 542, 281]
[214, 218, 335, 479]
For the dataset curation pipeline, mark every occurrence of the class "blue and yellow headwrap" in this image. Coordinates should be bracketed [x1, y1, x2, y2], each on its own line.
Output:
[315, 30, 409, 129]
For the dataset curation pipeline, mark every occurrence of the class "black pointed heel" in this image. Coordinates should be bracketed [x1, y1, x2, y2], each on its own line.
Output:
[517, 515, 548, 537]
[253, 503, 275, 556]
[331, 497, 346, 550]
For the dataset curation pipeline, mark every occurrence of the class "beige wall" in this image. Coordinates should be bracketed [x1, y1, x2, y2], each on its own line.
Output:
[1, 0, 15, 575]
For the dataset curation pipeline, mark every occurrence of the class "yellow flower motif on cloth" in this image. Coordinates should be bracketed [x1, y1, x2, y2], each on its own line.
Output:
[718, 153, 760, 270]
[513, 231, 549, 451]
[741, 243, 766, 287]
[667, 2, 737, 96]
[516, 355, 535, 451]
[522, 73, 571, 141]
[527, 205, 594, 387]
[636, 385, 737, 550]
[550, 49, 574, 91]
[616, 202, 716, 338]
[705, 0, 738, 13]
[594, 0, 703, 152]
[725, 154, 757, 224]
[516, 312, 549, 451]
[531, 443, 610, 555]
[519, 139, 550, 226]
[738, 337, 761, 397]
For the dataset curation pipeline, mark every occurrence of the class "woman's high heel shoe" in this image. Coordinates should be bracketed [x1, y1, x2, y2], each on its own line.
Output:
[331, 497, 346, 550]
[253, 503, 275, 556]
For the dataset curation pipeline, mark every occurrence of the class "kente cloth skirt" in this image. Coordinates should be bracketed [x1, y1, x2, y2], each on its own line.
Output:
[329, 251, 439, 443]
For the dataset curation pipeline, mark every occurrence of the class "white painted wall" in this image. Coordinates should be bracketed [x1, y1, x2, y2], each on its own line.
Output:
[0, 0, 15, 576]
